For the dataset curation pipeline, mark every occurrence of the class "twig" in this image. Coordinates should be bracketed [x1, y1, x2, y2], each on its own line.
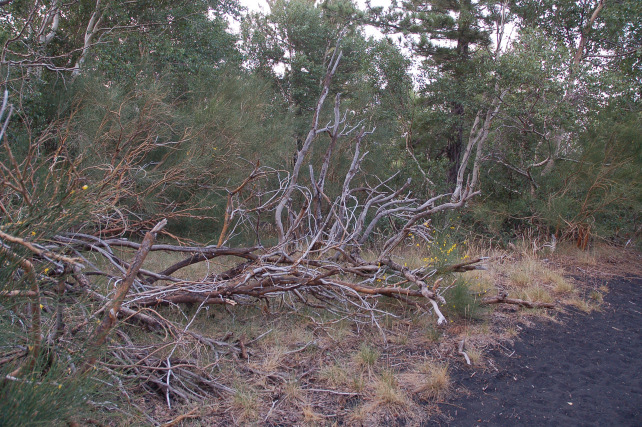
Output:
[481, 292, 555, 309]
[160, 407, 199, 427]
[0, 230, 83, 266]
[458, 339, 471, 365]
[83, 219, 167, 371]
[305, 388, 360, 396]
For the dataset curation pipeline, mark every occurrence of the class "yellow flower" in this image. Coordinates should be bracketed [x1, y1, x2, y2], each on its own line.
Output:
[58, 384, 62, 389]
[31, 231, 36, 236]
[44, 268, 49, 273]
[82, 185, 88, 190]
[39, 304, 44, 310]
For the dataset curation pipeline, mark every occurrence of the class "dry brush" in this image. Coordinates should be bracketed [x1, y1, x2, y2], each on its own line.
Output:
[0, 45, 514, 413]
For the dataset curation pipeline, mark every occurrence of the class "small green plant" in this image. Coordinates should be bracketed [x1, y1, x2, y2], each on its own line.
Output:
[589, 290, 604, 303]
[350, 372, 367, 392]
[443, 278, 484, 321]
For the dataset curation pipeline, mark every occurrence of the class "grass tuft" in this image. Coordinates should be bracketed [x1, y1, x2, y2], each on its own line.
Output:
[319, 362, 350, 388]
[407, 360, 450, 400]
[353, 343, 380, 369]
[231, 386, 260, 423]
[373, 370, 410, 408]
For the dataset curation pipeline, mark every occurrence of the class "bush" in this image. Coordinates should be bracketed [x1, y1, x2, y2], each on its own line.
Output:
[443, 278, 485, 321]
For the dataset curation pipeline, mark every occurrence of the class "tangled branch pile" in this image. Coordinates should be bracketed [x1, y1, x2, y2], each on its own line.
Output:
[0, 49, 489, 414]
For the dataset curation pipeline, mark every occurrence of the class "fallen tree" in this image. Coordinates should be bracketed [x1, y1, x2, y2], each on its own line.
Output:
[0, 42, 505, 410]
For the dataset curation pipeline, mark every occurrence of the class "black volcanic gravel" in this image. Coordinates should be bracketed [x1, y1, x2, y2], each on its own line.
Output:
[431, 275, 642, 427]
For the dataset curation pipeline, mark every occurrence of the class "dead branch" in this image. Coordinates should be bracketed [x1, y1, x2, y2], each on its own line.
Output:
[0, 37, 498, 410]
[160, 407, 200, 427]
[83, 219, 167, 371]
[458, 339, 471, 365]
[481, 292, 555, 309]
[439, 257, 487, 273]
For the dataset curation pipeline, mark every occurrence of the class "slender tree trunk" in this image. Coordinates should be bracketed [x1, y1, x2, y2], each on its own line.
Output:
[446, 3, 471, 185]
[446, 101, 465, 184]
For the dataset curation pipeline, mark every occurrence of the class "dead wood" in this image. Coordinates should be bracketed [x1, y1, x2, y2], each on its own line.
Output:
[82, 219, 167, 371]
[0, 42, 497, 411]
[481, 292, 555, 309]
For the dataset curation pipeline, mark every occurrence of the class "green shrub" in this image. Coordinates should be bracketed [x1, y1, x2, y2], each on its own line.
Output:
[443, 278, 485, 321]
[0, 356, 97, 427]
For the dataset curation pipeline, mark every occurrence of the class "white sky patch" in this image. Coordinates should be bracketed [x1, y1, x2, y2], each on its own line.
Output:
[230, 0, 393, 77]
[234, 0, 390, 39]
[230, 1, 516, 84]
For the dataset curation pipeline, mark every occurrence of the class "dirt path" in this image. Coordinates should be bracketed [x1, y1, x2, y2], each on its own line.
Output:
[432, 275, 642, 426]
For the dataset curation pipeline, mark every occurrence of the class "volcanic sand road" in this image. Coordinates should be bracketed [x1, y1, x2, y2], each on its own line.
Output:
[432, 275, 642, 426]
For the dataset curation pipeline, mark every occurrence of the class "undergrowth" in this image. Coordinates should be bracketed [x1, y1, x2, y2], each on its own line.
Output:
[12, 238, 618, 426]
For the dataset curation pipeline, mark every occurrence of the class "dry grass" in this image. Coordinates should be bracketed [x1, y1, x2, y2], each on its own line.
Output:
[283, 378, 305, 403]
[353, 343, 380, 370]
[96, 237, 637, 426]
[402, 359, 451, 400]
[519, 285, 554, 304]
[466, 347, 484, 366]
[302, 404, 325, 424]
[318, 362, 350, 388]
[553, 277, 576, 295]
[231, 385, 260, 423]
[373, 370, 411, 408]
[570, 297, 594, 313]
[461, 247, 578, 312]
[251, 345, 285, 372]
[556, 242, 599, 266]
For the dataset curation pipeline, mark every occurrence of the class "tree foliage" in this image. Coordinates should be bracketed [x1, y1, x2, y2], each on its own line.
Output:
[0, 0, 640, 423]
